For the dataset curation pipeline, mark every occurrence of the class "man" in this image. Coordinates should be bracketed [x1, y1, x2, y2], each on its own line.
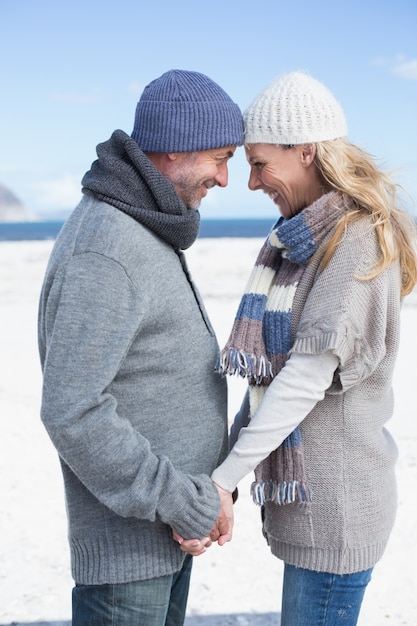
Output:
[38, 69, 244, 625]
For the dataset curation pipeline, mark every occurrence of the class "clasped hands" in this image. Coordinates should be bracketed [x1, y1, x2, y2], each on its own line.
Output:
[172, 482, 234, 557]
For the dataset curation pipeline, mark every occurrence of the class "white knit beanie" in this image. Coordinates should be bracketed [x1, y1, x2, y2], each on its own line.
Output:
[244, 71, 348, 145]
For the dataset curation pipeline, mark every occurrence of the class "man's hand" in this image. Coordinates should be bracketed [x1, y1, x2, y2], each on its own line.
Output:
[172, 531, 212, 556]
[172, 481, 234, 555]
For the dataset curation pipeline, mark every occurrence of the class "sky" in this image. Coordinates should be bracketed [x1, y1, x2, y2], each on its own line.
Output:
[1, 0, 416, 220]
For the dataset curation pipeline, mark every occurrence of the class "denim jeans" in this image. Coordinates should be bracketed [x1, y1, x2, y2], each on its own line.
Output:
[72, 554, 192, 626]
[281, 563, 373, 626]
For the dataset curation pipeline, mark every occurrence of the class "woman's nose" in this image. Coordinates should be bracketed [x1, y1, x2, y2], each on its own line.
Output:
[248, 169, 260, 191]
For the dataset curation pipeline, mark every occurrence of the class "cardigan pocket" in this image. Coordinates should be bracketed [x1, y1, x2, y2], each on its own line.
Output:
[263, 500, 314, 547]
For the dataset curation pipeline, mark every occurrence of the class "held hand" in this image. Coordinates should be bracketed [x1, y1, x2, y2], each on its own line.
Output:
[213, 481, 234, 546]
[171, 481, 234, 554]
[172, 530, 212, 556]
[208, 487, 238, 542]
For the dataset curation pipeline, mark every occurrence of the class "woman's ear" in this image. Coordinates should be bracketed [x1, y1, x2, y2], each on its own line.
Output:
[300, 143, 317, 167]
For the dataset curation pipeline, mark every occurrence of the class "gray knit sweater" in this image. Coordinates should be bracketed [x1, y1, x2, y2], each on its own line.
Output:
[215, 213, 402, 575]
[38, 196, 228, 584]
[264, 216, 401, 574]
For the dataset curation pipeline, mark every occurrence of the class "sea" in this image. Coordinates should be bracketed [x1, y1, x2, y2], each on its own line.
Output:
[0, 219, 275, 242]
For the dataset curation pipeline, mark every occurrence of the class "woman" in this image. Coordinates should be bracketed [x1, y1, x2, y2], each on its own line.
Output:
[211, 72, 417, 625]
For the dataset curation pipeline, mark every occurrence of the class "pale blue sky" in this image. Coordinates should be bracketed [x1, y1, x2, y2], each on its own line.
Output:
[1, 0, 416, 219]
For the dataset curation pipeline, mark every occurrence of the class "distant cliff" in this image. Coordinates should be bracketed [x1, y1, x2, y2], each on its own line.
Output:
[0, 184, 37, 222]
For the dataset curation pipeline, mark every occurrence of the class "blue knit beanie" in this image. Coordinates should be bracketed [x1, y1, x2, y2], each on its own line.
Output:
[131, 69, 244, 152]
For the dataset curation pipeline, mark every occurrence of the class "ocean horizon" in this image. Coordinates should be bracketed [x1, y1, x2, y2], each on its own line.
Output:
[0, 218, 276, 242]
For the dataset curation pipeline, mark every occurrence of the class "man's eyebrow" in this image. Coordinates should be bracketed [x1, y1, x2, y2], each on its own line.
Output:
[214, 149, 235, 160]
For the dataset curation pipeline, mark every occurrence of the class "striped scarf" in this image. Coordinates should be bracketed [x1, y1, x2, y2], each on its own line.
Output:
[217, 192, 344, 506]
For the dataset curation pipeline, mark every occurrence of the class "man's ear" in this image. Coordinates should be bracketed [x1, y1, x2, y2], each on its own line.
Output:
[300, 143, 316, 167]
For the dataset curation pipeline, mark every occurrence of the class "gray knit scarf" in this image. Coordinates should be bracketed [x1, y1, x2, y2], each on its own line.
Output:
[218, 192, 348, 506]
[81, 130, 200, 250]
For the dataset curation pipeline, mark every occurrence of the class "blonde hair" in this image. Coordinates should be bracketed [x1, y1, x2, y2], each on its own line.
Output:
[314, 138, 417, 297]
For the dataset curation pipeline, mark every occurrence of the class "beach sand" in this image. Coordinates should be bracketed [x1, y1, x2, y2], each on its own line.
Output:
[1, 238, 416, 625]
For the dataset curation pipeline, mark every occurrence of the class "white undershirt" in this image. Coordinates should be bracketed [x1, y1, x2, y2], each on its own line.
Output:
[211, 350, 339, 492]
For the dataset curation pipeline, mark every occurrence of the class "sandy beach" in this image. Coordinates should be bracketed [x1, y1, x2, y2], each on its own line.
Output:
[1, 237, 416, 625]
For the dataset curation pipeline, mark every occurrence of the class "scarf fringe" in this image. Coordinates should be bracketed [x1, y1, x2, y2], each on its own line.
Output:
[251, 479, 313, 506]
[216, 349, 273, 384]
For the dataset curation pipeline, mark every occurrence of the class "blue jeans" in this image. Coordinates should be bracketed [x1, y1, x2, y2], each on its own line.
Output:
[281, 563, 373, 626]
[72, 554, 192, 626]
